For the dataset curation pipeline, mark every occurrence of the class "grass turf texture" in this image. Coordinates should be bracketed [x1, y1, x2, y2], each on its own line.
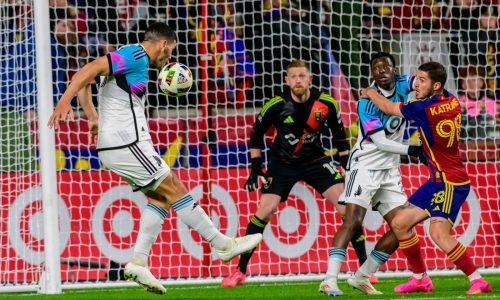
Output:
[2, 274, 499, 299]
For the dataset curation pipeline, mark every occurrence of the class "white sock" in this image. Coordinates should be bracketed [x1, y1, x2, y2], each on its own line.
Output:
[172, 193, 230, 250]
[326, 248, 347, 280]
[413, 272, 425, 279]
[468, 271, 482, 281]
[132, 202, 168, 265]
[355, 255, 380, 279]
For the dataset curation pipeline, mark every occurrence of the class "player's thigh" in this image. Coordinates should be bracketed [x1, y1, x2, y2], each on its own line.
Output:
[261, 159, 299, 202]
[98, 141, 170, 193]
[302, 157, 344, 204]
[372, 168, 407, 216]
[342, 168, 380, 211]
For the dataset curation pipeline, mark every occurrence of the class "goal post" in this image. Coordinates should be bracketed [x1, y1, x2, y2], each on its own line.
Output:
[33, 0, 62, 294]
[0, 0, 499, 293]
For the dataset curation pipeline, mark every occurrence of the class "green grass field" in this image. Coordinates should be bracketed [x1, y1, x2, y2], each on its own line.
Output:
[2, 274, 499, 299]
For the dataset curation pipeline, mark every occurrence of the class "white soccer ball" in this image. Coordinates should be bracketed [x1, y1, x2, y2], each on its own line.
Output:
[158, 62, 193, 96]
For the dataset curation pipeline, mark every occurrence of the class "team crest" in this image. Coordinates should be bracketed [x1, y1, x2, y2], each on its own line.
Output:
[314, 109, 324, 121]
[263, 177, 273, 189]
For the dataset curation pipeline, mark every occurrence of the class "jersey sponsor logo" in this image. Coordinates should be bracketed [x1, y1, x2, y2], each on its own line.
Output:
[429, 98, 459, 116]
[385, 115, 404, 134]
[284, 133, 299, 145]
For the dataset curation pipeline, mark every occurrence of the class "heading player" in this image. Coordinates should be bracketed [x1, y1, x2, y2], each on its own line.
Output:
[48, 22, 262, 295]
[222, 59, 370, 288]
[361, 61, 492, 295]
[319, 52, 426, 296]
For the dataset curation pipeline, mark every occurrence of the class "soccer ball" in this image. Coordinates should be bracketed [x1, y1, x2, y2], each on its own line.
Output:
[158, 62, 193, 96]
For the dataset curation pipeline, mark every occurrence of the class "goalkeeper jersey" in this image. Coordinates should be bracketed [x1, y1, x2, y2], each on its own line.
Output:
[249, 89, 348, 164]
[96, 44, 152, 151]
[349, 74, 415, 170]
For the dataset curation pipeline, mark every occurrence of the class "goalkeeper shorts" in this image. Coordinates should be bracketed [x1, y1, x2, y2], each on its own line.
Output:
[262, 156, 344, 201]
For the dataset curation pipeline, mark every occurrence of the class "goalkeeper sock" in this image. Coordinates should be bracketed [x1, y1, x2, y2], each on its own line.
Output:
[399, 234, 426, 274]
[351, 226, 367, 265]
[133, 202, 168, 265]
[326, 247, 346, 280]
[447, 242, 477, 277]
[355, 250, 390, 278]
[173, 193, 231, 250]
[237, 215, 267, 274]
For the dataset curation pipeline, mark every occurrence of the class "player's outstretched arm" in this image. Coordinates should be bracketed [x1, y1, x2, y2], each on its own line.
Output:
[361, 87, 403, 118]
[77, 83, 98, 141]
[48, 56, 109, 129]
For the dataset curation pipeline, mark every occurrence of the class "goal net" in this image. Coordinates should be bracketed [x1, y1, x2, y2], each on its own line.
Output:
[1, 0, 498, 291]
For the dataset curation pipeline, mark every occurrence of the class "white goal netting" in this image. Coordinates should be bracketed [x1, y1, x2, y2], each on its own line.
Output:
[1, 0, 498, 291]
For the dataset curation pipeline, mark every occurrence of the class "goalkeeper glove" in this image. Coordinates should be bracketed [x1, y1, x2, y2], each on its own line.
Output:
[408, 145, 428, 166]
[245, 157, 267, 192]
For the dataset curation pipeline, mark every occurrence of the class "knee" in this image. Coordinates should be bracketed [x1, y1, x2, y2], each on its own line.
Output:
[342, 217, 363, 232]
[429, 228, 448, 246]
[390, 217, 408, 235]
[256, 201, 278, 221]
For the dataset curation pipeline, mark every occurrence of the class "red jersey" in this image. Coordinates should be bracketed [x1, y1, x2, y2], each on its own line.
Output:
[400, 91, 470, 184]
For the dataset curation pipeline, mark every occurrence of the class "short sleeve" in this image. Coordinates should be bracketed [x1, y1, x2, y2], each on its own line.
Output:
[400, 100, 428, 125]
[358, 98, 384, 135]
[107, 46, 146, 76]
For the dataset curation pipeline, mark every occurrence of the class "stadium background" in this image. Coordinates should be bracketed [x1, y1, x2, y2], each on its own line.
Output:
[0, 0, 499, 292]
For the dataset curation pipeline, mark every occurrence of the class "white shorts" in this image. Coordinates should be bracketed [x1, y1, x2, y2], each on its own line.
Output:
[341, 167, 407, 216]
[98, 140, 170, 192]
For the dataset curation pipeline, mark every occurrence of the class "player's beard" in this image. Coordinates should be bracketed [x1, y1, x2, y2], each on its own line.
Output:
[291, 86, 307, 99]
[416, 86, 433, 99]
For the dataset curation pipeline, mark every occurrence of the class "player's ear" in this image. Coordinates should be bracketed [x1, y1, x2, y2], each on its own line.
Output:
[433, 81, 442, 92]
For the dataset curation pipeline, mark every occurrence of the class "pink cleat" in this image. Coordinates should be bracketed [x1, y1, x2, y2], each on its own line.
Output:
[466, 278, 492, 295]
[369, 274, 379, 284]
[221, 269, 246, 287]
[394, 275, 433, 293]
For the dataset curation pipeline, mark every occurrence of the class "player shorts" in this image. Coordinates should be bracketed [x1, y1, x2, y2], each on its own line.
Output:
[342, 167, 407, 216]
[408, 180, 470, 225]
[98, 140, 171, 193]
[262, 156, 344, 201]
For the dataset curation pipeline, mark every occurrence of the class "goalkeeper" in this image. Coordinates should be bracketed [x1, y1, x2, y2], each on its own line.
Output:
[222, 59, 372, 287]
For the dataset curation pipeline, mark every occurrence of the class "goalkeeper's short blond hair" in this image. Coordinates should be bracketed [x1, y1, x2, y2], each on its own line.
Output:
[287, 60, 310, 72]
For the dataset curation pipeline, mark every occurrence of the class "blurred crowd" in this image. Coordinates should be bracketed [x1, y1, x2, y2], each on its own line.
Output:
[0, 0, 498, 142]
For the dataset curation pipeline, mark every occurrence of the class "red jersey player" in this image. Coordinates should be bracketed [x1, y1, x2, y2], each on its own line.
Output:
[361, 61, 492, 295]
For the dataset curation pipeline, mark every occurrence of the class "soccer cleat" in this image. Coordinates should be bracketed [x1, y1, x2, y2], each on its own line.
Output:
[124, 262, 166, 294]
[221, 269, 246, 287]
[369, 274, 379, 284]
[319, 277, 343, 296]
[347, 275, 383, 295]
[216, 233, 263, 263]
[394, 275, 433, 293]
[466, 278, 492, 295]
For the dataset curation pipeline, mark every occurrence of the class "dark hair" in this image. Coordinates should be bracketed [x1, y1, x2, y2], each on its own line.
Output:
[370, 52, 396, 68]
[144, 22, 177, 42]
[287, 59, 310, 72]
[418, 61, 447, 87]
